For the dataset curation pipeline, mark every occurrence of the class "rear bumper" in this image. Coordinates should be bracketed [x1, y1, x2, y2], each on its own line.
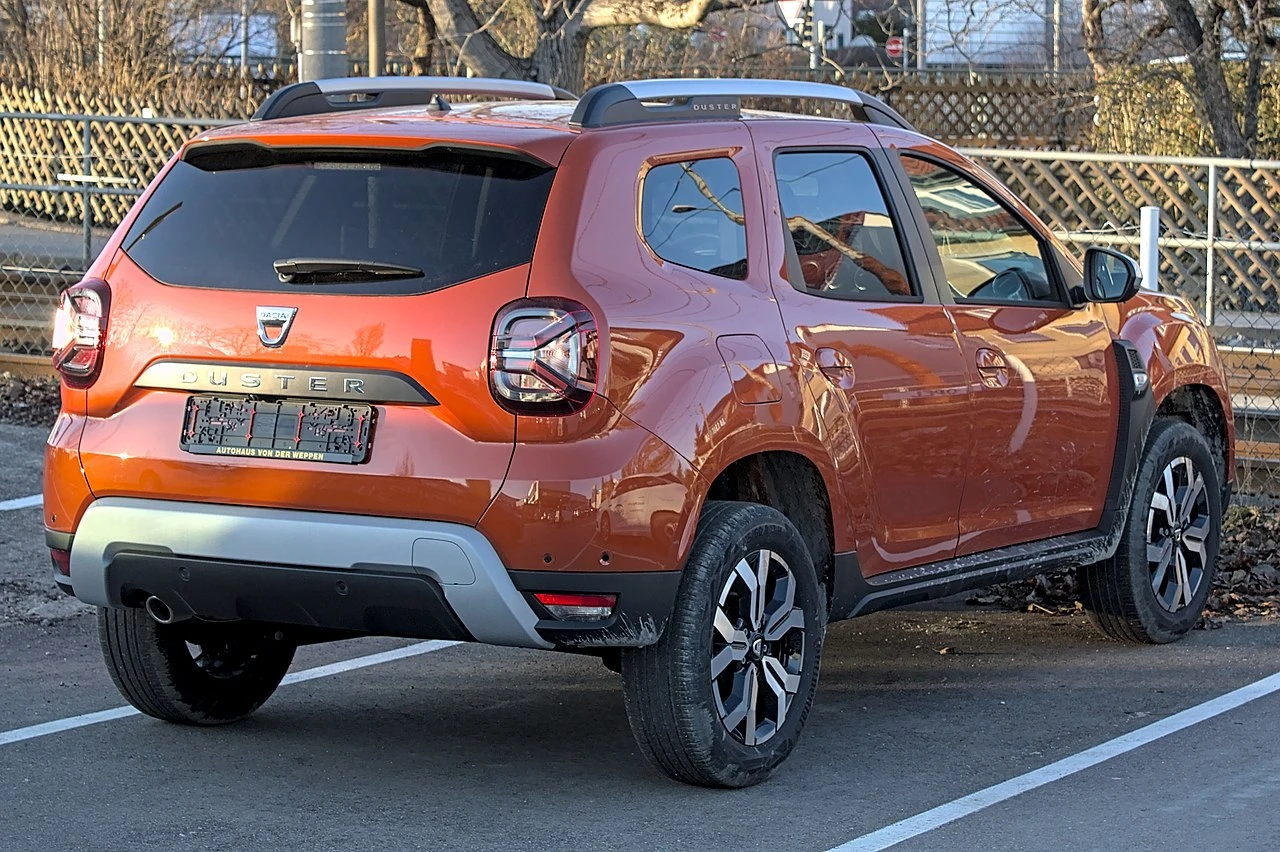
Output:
[64, 497, 551, 648]
[57, 498, 682, 650]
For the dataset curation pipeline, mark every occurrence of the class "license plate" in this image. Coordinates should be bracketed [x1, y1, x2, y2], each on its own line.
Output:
[180, 396, 374, 464]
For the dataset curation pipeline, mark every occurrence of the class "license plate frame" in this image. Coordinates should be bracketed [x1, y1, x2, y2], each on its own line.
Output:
[180, 396, 374, 464]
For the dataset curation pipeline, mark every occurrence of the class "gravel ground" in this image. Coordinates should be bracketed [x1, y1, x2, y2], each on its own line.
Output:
[0, 421, 91, 627]
[0, 373, 59, 427]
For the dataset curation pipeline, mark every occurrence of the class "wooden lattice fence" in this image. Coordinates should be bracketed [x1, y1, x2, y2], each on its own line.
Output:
[0, 83, 235, 227]
[658, 68, 1096, 149]
[967, 149, 1280, 318]
[874, 73, 1093, 149]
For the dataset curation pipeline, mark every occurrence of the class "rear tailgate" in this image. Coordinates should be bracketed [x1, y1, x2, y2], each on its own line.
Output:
[76, 141, 558, 527]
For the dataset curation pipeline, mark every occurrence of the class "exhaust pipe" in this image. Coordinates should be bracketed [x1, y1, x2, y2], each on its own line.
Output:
[144, 595, 193, 625]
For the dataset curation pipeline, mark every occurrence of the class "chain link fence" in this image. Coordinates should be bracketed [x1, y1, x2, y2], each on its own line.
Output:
[968, 149, 1280, 497]
[0, 111, 1276, 495]
[0, 112, 231, 355]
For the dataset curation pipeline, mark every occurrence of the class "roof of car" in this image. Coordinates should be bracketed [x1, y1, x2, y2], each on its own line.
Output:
[187, 81, 922, 164]
[196, 99, 878, 142]
[230, 77, 916, 137]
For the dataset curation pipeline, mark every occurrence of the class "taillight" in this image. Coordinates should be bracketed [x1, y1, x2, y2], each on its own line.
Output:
[533, 592, 617, 621]
[489, 298, 598, 415]
[51, 278, 111, 388]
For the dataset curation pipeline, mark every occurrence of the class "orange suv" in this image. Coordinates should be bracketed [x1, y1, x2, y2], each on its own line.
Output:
[44, 77, 1234, 787]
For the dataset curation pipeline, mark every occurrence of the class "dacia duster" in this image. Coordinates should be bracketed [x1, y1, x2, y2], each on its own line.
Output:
[44, 77, 1234, 787]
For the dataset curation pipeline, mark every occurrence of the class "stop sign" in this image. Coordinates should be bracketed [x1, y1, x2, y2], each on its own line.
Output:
[885, 36, 904, 59]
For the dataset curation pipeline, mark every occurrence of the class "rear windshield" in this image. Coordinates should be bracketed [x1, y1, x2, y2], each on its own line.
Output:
[121, 145, 555, 295]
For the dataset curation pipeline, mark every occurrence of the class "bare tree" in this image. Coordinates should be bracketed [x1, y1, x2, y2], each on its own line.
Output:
[1083, 0, 1276, 157]
[0, 0, 291, 95]
[391, 0, 769, 91]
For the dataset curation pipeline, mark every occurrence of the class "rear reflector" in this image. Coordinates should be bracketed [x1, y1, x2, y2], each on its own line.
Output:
[49, 548, 71, 577]
[532, 592, 617, 621]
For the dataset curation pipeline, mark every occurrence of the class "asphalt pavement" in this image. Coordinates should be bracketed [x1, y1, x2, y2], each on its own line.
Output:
[1, 422, 1278, 851]
[0, 214, 111, 271]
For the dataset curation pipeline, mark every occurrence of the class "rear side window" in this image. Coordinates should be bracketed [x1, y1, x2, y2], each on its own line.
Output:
[774, 151, 915, 301]
[641, 158, 747, 280]
[121, 146, 555, 295]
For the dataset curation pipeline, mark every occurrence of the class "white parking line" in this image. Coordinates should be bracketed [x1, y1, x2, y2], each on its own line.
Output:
[829, 669, 1280, 852]
[0, 494, 41, 511]
[0, 639, 459, 748]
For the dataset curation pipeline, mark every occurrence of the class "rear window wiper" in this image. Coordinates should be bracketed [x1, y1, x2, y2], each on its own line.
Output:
[273, 258, 424, 284]
[124, 202, 183, 252]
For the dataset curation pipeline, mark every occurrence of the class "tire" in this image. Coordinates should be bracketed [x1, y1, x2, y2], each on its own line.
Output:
[1079, 417, 1222, 644]
[619, 501, 824, 788]
[98, 607, 296, 725]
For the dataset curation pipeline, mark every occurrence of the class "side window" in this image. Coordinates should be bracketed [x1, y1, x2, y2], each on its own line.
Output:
[900, 155, 1059, 304]
[641, 158, 747, 279]
[774, 151, 915, 301]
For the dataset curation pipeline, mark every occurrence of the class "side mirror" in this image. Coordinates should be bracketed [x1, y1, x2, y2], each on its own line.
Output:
[1082, 247, 1141, 303]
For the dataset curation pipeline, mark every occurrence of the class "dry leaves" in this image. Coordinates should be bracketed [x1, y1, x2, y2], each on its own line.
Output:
[969, 505, 1280, 626]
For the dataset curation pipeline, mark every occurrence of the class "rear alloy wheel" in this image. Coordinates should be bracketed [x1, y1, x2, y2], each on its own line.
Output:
[1080, 418, 1222, 643]
[99, 606, 296, 725]
[620, 501, 823, 788]
[711, 548, 806, 747]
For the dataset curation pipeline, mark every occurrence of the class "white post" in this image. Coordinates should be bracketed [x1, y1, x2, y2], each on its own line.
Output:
[241, 0, 251, 75]
[1140, 206, 1160, 291]
[1052, 0, 1062, 75]
[368, 0, 385, 77]
[916, 0, 926, 70]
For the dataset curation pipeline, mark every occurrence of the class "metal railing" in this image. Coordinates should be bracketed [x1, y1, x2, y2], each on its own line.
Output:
[0, 111, 233, 354]
[966, 148, 1280, 495]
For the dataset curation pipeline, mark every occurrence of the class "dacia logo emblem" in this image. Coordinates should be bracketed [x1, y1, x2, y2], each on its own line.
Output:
[256, 306, 297, 348]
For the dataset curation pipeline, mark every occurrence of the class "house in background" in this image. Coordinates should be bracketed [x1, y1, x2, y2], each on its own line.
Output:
[771, 0, 1087, 71]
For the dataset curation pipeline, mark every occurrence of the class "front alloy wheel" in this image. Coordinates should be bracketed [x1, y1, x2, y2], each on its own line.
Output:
[1146, 455, 1212, 613]
[1080, 417, 1222, 643]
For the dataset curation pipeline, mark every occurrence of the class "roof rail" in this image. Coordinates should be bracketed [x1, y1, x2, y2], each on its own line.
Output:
[253, 77, 577, 122]
[569, 78, 915, 132]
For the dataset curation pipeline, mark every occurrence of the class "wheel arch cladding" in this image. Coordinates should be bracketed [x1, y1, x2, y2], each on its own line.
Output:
[1156, 383, 1232, 501]
[704, 451, 835, 611]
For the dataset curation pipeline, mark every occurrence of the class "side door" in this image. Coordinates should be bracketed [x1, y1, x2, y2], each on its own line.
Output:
[748, 121, 971, 577]
[883, 135, 1120, 554]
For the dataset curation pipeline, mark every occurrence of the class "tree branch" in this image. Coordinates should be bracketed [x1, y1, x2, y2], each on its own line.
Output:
[1160, 0, 1250, 157]
[410, 0, 530, 78]
[580, 0, 768, 31]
